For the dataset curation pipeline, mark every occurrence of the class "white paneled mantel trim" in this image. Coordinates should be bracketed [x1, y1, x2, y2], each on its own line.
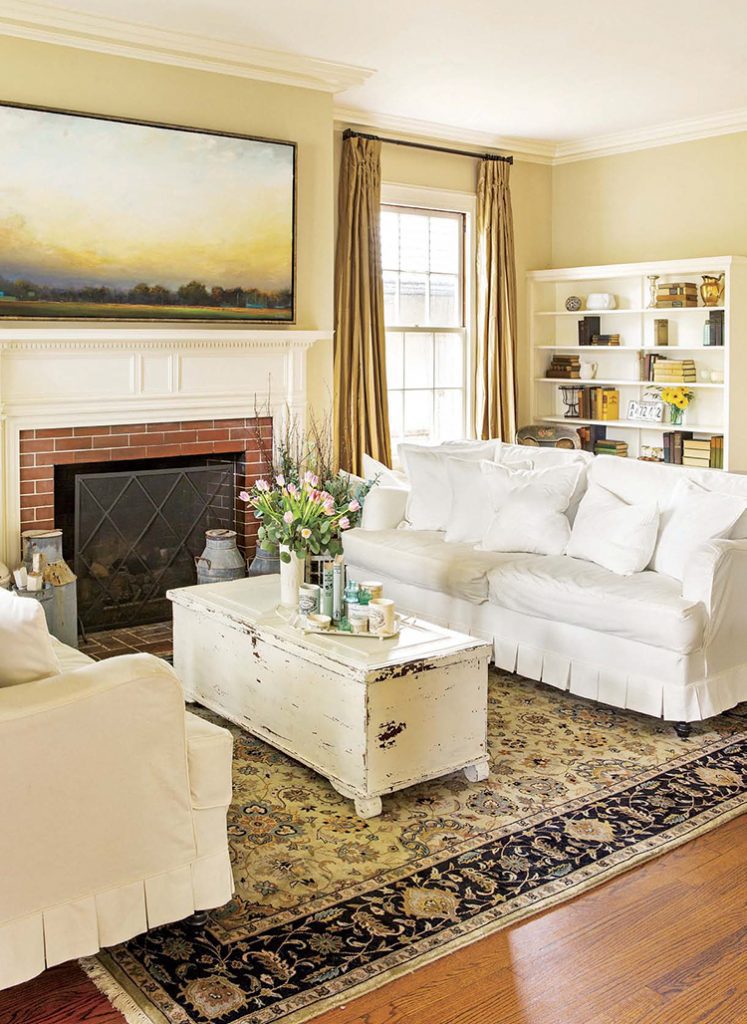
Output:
[0, 328, 330, 564]
[0, 1, 373, 93]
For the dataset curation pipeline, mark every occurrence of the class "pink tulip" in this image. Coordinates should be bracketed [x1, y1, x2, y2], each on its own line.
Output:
[304, 471, 319, 487]
[276, 474, 285, 486]
[239, 490, 250, 502]
[283, 510, 294, 524]
[340, 516, 350, 530]
[324, 502, 335, 516]
[287, 483, 298, 496]
[348, 499, 361, 512]
[256, 479, 270, 492]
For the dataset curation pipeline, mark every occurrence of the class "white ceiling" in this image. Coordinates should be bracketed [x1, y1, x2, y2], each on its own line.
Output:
[5, 0, 747, 148]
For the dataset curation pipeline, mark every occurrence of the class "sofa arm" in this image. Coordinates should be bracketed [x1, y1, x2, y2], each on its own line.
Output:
[0, 653, 197, 927]
[361, 485, 409, 530]
[682, 538, 747, 666]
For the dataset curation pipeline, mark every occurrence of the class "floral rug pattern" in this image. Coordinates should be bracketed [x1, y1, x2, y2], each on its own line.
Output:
[98, 673, 746, 1024]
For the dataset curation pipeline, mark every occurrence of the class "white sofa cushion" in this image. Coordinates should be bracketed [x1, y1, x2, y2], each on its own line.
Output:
[566, 482, 660, 576]
[650, 477, 747, 581]
[0, 588, 60, 687]
[400, 442, 499, 531]
[443, 458, 519, 544]
[362, 453, 408, 489]
[588, 455, 747, 539]
[343, 527, 531, 604]
[487, 555, 706, 654]
[479, 463, 582, 556]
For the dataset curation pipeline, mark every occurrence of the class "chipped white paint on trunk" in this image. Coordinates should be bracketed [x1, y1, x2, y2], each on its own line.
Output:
[168, 576, 491, 817]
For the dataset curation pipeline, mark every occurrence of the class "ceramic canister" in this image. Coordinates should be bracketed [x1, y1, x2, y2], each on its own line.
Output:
[299, 582, 321, 618]
[369, 597, 396, 636]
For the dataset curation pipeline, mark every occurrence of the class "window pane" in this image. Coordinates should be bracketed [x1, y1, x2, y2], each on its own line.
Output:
[404, 332, 434, 389]
[388, 390, 404, 448]
[399, 273, 427, 325]
[386, 331, 404, 389]
[429, 274, 460, 327]
[435, 332, 464, 387]
[380, 210, 399, 270]
[399, 214, 429, 273]
[434, 389, 464, 442]
[404, 390, 434, 443]
[383, 270, 399, 324]
[430, 215, 460, 273]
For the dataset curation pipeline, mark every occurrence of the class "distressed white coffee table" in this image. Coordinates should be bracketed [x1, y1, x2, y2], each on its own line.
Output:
[168, 575, 491, 818]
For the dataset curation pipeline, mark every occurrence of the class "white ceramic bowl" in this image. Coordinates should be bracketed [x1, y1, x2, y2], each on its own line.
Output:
[585, 293, 617, 310]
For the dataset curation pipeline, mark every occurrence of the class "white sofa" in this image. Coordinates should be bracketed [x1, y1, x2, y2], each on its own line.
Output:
[344, 446, 747, 731]
[0, 637, 234, 990]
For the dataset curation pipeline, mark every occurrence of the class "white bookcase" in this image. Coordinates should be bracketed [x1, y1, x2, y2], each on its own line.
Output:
[527, 256, 747, 471]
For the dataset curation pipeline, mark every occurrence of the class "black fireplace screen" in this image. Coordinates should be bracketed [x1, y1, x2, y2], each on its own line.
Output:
[74, 461, 235, 630]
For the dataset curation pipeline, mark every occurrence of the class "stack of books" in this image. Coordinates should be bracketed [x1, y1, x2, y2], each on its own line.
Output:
[656, 282, 698, 308]
[578, 386, 620, 421]
[682, 435, 724, 469]
[576, 425, 607, 453]
[594, 438, 628, 457]
[652, 358, 697, 384]
[641, 352, 667, 380]
[546, 355, 580, 379]
[590, 333, 621, 346]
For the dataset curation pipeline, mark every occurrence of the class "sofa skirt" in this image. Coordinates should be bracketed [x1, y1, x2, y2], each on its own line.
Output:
[346, 567, 747, 723]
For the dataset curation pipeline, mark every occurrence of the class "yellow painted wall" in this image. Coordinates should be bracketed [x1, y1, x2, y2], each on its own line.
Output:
[552, 132, 747, 267]
[0, 36, 334, 353]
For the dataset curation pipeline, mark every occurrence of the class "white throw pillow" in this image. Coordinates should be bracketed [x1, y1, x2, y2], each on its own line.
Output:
[479, 463, 582, 556]
[402, 443, 499, 532]
[650, 477, 747, 581]
[0, 588, 61, 687]
[566, 483, 660, 575]
[362, 453, 408, 489]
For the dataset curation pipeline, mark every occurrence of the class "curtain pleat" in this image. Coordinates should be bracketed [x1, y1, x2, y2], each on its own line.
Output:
[474, 159, 518, 441]
[333, 136, 392, 474]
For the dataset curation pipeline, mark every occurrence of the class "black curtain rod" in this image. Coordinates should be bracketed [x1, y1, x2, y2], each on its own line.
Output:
[342, 127, 513, 164]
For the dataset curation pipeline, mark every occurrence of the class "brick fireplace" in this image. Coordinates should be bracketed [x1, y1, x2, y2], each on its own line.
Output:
[18, 416, 272, 558]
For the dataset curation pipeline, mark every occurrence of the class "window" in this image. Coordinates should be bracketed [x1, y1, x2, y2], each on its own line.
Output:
[381, 205, 468, 450]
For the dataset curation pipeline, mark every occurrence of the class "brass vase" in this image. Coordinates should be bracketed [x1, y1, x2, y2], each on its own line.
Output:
[700, 273, 724, 307]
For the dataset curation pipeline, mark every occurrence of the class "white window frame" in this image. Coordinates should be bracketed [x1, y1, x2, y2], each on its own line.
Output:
[381, 183, 477, 446]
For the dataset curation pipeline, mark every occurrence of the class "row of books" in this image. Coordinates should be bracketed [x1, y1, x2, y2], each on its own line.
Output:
[577, 316, 621, 346]
[546, 355, 580, 379]
[656, 282, 698, 308]
[662, 431, 724, 467]
[577, 386, 620, 421]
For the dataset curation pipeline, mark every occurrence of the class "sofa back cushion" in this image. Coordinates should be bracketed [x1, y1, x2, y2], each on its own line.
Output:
[566, 482, 660, 575]
[0, 588, 61, 687]
[589, 456, 747, 538]
[500, 443, 592, 522]
[400, 442, 500, 531]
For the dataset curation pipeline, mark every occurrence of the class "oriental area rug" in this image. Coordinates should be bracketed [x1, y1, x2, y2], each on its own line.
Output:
[84, 672, 747, 1024]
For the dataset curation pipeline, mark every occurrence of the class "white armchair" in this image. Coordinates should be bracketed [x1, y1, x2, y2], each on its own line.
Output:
[0, 642, 234, 990]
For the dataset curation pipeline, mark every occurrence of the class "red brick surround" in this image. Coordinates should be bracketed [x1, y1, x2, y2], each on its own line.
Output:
[18, 416, 272, 556]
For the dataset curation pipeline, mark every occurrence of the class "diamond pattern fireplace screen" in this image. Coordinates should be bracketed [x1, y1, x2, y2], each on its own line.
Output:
[74, 461, 235, 630]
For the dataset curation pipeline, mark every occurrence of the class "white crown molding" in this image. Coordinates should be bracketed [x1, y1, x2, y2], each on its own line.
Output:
[333, 106, 557, 164]
[335, 105, 747, 166]
[553, 107, 747, 163]
[0, 1, 373, 93]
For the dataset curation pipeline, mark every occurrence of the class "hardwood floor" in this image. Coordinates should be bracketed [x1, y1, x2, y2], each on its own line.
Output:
[2, 815, 744, 1024]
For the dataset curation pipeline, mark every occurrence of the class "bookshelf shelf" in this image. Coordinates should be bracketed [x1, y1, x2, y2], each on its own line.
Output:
[527, 256, 747, 470]
[540, 415, 725, 433]
[534, 379, 724, 389]
[534, 306, 725, 317]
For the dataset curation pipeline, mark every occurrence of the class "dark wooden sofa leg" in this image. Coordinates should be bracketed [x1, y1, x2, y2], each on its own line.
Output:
[674, 721, 692, 739]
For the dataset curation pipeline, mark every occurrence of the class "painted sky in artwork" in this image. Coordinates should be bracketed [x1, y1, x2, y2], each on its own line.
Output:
[0, 105, 294, 292]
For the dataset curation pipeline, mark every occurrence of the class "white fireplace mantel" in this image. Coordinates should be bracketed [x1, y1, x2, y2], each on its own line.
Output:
[0, 327, 331, 565]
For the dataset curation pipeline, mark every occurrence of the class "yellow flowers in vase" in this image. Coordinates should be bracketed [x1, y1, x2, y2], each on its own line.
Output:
[660, 386, 694, 427]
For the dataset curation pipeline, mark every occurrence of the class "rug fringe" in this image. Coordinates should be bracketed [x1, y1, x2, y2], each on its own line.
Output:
[79, 957, 154, 1024]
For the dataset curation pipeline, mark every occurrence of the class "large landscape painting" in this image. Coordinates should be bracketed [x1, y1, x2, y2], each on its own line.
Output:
[0, 102, 296, 321]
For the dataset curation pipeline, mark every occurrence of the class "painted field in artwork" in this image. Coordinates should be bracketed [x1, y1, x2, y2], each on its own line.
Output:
[0, 104, 295, 321]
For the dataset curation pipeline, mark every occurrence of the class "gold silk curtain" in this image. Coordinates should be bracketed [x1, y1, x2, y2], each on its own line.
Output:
[333, 135, 392, 475]
[474, 158, 518, 441]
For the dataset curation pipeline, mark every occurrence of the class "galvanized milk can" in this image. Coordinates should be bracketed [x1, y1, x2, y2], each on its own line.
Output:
[195, 529, 246, 585]
[22, 528, 78, 647]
